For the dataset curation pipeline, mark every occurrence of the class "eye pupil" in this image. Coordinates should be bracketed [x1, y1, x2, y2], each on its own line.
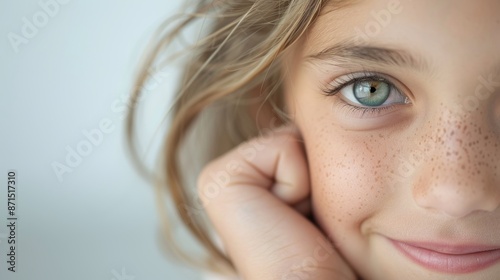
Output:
[353, 80, 390, 107]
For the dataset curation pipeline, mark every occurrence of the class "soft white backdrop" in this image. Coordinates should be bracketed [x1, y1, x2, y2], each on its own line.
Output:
[0, 1, 202, 279]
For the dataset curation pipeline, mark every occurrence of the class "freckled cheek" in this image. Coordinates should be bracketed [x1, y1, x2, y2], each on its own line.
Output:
[307, 138, 393, 231]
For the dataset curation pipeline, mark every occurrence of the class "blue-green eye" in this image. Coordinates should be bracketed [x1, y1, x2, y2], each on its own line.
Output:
[353, 80, 390, 107]
[338, 77, 408, 108]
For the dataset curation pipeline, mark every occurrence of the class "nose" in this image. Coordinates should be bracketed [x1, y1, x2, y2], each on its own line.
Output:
[412, 109, 500, 218]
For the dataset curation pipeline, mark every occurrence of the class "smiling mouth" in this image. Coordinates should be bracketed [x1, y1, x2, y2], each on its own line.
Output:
[389, 239, 500, 274]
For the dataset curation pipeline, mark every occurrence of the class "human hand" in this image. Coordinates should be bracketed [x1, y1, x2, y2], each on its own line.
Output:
[198, 125, 357, 280]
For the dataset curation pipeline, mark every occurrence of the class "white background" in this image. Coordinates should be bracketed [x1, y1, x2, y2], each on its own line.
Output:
[0, 0, 202, 279]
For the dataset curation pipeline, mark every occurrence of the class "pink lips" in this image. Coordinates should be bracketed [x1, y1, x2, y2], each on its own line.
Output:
[390, 239, 500, 273]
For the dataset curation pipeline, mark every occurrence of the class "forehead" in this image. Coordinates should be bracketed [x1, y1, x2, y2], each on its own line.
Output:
[304, 0, 500, 64]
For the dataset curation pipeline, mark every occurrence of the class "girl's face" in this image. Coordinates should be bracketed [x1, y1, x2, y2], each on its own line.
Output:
[284, 0, 500, 279]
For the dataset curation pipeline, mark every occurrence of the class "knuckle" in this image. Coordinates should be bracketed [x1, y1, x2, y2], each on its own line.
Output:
[196, 155, 233, 203]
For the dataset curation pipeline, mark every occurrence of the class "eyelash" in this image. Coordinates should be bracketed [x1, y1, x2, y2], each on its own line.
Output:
[322, 71, 409, 117]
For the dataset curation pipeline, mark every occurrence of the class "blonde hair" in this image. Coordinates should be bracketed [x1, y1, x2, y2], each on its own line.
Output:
[126, 0, 344, 274]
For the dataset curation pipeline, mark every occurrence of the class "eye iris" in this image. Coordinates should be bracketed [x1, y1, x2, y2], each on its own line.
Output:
[353, 80, 390, 106]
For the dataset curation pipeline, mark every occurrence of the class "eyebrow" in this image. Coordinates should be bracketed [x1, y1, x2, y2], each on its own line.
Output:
[305, 42, 430, 72]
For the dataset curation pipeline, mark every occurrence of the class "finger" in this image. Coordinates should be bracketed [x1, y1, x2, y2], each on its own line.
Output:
[198, 124, 310, 206]
[202, 186, 354, 280]
[198, 126, 355, 280]
[270, 126, 310, 203]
